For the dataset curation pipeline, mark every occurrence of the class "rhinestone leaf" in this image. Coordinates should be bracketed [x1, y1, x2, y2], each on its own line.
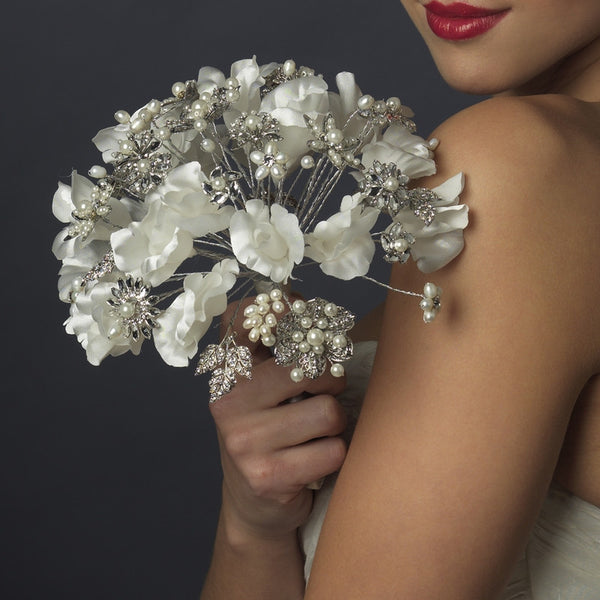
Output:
[195, 344, 226, 375]
[208, 368, 236, 403]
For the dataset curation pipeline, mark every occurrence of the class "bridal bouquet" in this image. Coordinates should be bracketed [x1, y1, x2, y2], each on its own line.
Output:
[53, 57, 468, 402]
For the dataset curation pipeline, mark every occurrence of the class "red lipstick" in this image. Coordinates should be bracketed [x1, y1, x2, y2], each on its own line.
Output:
[424, 2, 509, 40]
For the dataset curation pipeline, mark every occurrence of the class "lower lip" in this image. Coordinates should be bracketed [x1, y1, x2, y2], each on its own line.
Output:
[425, 3, 509, 40]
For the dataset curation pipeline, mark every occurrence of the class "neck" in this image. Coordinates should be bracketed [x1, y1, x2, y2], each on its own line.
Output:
[507, 36, 600, 102]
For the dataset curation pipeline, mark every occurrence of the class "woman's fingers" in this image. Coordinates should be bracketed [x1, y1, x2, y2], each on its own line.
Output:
[211, 357, 346, 417]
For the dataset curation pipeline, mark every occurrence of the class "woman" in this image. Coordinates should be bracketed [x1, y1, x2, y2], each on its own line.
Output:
[201, 1, 600, 597]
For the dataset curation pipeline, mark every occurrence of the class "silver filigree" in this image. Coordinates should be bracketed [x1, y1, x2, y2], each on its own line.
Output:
[107, 276, 161, 341]
[195, 335, 253, 402]
[261, 62, 316, 96]
[305, 113, 361, 170]
[202, 167, 242, 205]
[81, 251, 116, 288]
[358, 97, 416, 132]
[227, 111, 282, 150]
[381, 222, 415, 263]
[358, 160, 410, 215]
[65, 179, 117, 241]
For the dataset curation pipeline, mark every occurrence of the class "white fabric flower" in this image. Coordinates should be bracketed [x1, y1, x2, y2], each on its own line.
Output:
[57, 240, 112, 303]
[259, 75, 331, 162]
[230, 199, 304, 283]
[305, 193, 379, 280]
[328, 72, 366, 141]
[361, 124, 436, 179]
[154, 259, 239, 367]
[65, 280, 143, 366]
[111, 198, 194, 286]
[52, 172, 132, 260]
[146, 161, 234, 237]
[397, 173, 469, 273]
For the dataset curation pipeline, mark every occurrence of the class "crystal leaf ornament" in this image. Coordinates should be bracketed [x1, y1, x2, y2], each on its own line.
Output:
[53, 57, 468, 399]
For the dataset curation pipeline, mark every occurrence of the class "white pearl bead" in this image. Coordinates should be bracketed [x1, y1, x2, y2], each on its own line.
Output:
[129, 117, 147, 133]
[324, 331, 333, 341]
[262, 334, 276, 347]
[290, 368, 304, 383]
[137, 159, 150, 172]
[307, 328, 325, 346]
[298, 341, 311, 353]
[423, 282, 438, 299]
[393, 238, 409, 252]
[292, 299, 306, 314]
[119, 140, 134, 154]
[374, 100, 387, 113]
[250, 150, 264, 165]
[419, 298, 433, 311]
[257, 303, 269, 315]
[107, 320, 122, 339]
[264, 141, 277, 156]
[428, 137, 439, 150]
[191, 100, 209, 116]
[270, 164, 285, 180]
[194, 118, 207, 132]
[171, 81, 186, 97]
[300, 316, 312, 329]
[248, 327, 261, 342]
[138, 109, 152, 122]
[383, 176, 399, 191]
[269, 288, 282, 300]
[316, 318, 328, 329]
[326, 129, 343, 145]
[245, 115, 259, 129]
[300, 155, 315, 169]
[147, 99, 161, 114]
[225, 77, 239, 89]
[324, 303, 338, 317]
[423, 310, 436, 324]
[114, 110, 130, 124]
[88, 165, 107, 179]
[292, 330, 304, 342]
[211, 176, 226, 190]
[199, 91, 212, 103]
[226, 89, 240, 102]
[332, 334, 347, 349]
[242, 317, 254, 329]
[249, 315, 261, 328]
[357, 94, 374, 110]
[265, 313, 277, 328]
[71, 277, 83, 290]
[330, 363, 345, 378]
[255, 165, 270, 180]
[243, 304, 257, 317]
[259, 324, 271, 337]
[282, 59, 296, 76]
[386, 96, 402, 111]
[200, 138, 216, 153]
[272, 300, 285, 313]
[156, 127, 171, 141]
[256, 293, 269, 305]
[96, 206, 110, 216]
[312, 344, 324, 355]
[119, 301, 136, 318]
[275, 152, 288, 165]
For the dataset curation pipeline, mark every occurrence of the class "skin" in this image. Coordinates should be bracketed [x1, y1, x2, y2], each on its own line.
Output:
[202, 2, 600, 598]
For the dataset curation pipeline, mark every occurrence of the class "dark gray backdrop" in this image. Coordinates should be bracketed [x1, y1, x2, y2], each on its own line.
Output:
[2, 1, 481, 597]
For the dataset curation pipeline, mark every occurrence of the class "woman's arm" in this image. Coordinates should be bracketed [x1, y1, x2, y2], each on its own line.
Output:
[305, 95, 600, 599]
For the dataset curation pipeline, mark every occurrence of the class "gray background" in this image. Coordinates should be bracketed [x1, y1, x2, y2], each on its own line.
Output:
[2, 1, 481, 597]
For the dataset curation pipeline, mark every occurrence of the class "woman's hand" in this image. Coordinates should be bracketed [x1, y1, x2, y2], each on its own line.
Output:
[209, 298, 348, 544]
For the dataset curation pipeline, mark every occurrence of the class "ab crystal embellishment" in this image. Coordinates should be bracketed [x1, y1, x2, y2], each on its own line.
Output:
[53, 57, 468, 402]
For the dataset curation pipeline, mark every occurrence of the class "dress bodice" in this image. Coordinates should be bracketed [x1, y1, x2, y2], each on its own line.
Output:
[300, 341, 600, 597]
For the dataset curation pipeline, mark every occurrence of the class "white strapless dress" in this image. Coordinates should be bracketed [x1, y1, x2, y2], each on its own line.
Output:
[300, 341, 600, 598]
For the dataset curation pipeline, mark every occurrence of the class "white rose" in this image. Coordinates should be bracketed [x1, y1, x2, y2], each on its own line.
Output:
[146, 162, 234, 237]
[65, 280, 143, 366]
[305, 193, 379, 280]
[230, 199, 304, 284]
[111, 198, 194, 286]
[398, 173, 469, 273]
[154, 259, 239, 367]
[361, 124, 436, 179]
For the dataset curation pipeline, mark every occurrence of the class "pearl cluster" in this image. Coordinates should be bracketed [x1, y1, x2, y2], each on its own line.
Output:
[227, 110, 281, 150]
[420, 282, 442, 323]
[357, 94, 416, 131]
[305, 113, 361, 169]
[273, 298, 354, 382]
[250, 141, 289, 181]
[241, 289, 286, 347]
[66, 178, 115, 241]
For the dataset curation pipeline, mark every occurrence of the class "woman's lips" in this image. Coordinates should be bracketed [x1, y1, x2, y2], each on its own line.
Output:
[424, 1, 509, 40]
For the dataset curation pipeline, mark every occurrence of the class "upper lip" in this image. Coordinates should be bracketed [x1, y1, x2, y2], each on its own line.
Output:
[424, 2, 507, 17]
